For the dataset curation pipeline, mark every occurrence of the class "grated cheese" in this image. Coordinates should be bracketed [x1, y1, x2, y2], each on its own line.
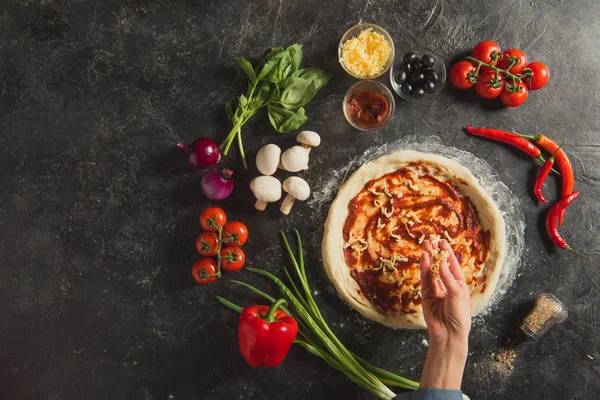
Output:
[368, 187, 382, 196]
[340, 28, 392, 78]
[343, 233, 368, 254]
[390, 226, 402, 242]
[381, 206, 394, 218]
[377, 218, 386, 229]
[443, 230, 457, 244]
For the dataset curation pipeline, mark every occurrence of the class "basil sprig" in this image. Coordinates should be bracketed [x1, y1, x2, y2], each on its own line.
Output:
[220, 44, 330, 169]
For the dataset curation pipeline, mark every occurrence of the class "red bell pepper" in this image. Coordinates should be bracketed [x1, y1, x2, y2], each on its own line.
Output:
[238, 298, 298, 368]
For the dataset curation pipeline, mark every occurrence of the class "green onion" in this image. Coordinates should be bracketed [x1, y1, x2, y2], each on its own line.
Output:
[218, 230, 420, 398]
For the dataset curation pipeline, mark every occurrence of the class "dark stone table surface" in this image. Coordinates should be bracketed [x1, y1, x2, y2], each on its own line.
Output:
[1, 1, 599, 399]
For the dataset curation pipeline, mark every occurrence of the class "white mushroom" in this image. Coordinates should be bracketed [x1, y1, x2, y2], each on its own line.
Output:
[250, 176, 282, 211]
[255, 144, 281, 176]
[279, 146, 309, 172]
[280, 177, 310, 215]
[296, 131, 321, 155]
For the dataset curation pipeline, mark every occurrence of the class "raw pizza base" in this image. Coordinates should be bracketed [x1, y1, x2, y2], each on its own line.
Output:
[322, 150, 505, 329]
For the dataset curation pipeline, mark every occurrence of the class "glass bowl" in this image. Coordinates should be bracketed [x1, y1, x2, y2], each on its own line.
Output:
[338, 23, 395, 79]
[343, 80, 395, 131]
[390, 47, 446, 101]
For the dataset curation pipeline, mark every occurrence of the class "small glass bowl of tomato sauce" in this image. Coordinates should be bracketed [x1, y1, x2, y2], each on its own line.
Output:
[343, 80, 395, 131]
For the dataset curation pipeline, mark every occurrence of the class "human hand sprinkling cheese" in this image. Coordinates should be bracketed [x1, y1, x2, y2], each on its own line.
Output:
[418, 239, 471, 392]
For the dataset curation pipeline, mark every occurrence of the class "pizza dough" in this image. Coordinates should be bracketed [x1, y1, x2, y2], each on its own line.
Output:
[322, 150, 505, 329]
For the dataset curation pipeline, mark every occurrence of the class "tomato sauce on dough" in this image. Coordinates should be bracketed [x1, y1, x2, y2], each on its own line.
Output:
[342, 161, 490, 315]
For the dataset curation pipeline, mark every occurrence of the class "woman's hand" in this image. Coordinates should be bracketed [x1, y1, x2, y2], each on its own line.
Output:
[420, 239, 472, 344]
[418, 239, 471, 390]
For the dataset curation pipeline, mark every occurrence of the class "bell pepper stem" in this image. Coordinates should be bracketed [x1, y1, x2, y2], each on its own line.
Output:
[264, 298, 288, 323]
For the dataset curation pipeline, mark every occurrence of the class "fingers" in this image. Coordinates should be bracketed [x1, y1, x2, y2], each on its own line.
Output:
[419, 251, 433, 294]
[423, 240, 433, 255]
[438, 259, 462, 295]
[440, 240, 466, 282]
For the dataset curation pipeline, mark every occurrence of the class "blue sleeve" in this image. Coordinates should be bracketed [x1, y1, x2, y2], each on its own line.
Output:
[393, 388, 464, 400]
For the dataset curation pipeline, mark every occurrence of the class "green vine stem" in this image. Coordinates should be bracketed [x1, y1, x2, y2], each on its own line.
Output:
[464, 55, 530, 92]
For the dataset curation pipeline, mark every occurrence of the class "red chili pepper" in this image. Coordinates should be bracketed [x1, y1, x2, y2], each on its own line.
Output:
[238, 299, 298, 368]
[533, 135, 574, 226]
[465, 125, 543, 160]
[545, 192, 591, 260]
[533, 139, 565, 204]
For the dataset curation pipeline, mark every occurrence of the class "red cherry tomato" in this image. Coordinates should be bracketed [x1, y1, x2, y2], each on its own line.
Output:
[196, 232, 219, 256]
[475, 70, 504, 99]
[191, 258, 218, 284]
[471, 41, 502, 65]
[500, 84, 529, 107]
[497, 49, 527, 75]
[222, 221, 248, 247]
[449, 61, 477, 90]
[200, 207, 227, 231]
[524, 62, 549, 90]
[220, 247, 246, 272]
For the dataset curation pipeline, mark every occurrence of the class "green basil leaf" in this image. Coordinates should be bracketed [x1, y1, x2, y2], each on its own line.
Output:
[268, 85, 281, 103]
[288, 44, 303, 74]
[239, 94, 248, 108]
[292, 67, 331, 88]
[278, 68, 331, 110]
[270, 51, 292, 83]
[235, 57, 256, 82]
[267, 104, 292, 131]
[256, 47, 285, 80]
[267, 105, 308, 133]
[279, 107, 307, 132]
[225, 103, 234, 121]
[250, 82, 271, 108]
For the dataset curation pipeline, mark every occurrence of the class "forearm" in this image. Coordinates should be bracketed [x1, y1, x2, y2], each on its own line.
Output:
[419, 338, 468, 390]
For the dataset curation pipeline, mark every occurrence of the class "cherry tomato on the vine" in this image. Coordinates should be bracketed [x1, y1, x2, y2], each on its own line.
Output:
[524, 62, 549, 90]
[500, 84, 528, 107]
[200, 207, 227, 232]
[222, 221, 248, 247]
[497, 49, 527, 75]
[475, 70, 504, 99]
[191, 258, 218, 284]
[471, 41, 501, 65]
[196, 232, 218, 256]
[220, 247, 246, 272]
[449, 61, 477, 90]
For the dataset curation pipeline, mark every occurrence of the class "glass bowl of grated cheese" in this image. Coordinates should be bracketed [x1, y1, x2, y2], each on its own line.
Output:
[339, 23, 395, 79]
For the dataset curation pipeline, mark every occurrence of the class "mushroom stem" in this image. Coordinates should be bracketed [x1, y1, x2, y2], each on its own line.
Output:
[301, 144, 312, 155]
[255, 200, 267, 211]
[280, 194, 297, 215]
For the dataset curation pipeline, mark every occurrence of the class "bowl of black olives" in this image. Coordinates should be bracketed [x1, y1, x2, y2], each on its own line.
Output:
[390, 48, 446, 100]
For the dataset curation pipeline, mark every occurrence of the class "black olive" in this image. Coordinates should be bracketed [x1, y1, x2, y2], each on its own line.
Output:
[403, 52, 418, 63]
[411, 87, 425, 98]
[423, 80, 436, 93]
[425, 70, 439, 83]
[410, 71, 425, 83]
[411, 59, 423, 70]
[400, 61, 412, 73]
[401, 83, 412, 96]
[395, 70, 407, 84]
[422, 54, 435, 68]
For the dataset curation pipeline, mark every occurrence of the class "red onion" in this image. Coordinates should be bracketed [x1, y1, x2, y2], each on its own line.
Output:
[177, 137, 221, 168]
[201, 169, 234, 200]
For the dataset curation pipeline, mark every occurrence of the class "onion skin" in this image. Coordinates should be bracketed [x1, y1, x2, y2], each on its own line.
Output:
[201, 169, 234, 200]
[178, 137, 221, 168]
